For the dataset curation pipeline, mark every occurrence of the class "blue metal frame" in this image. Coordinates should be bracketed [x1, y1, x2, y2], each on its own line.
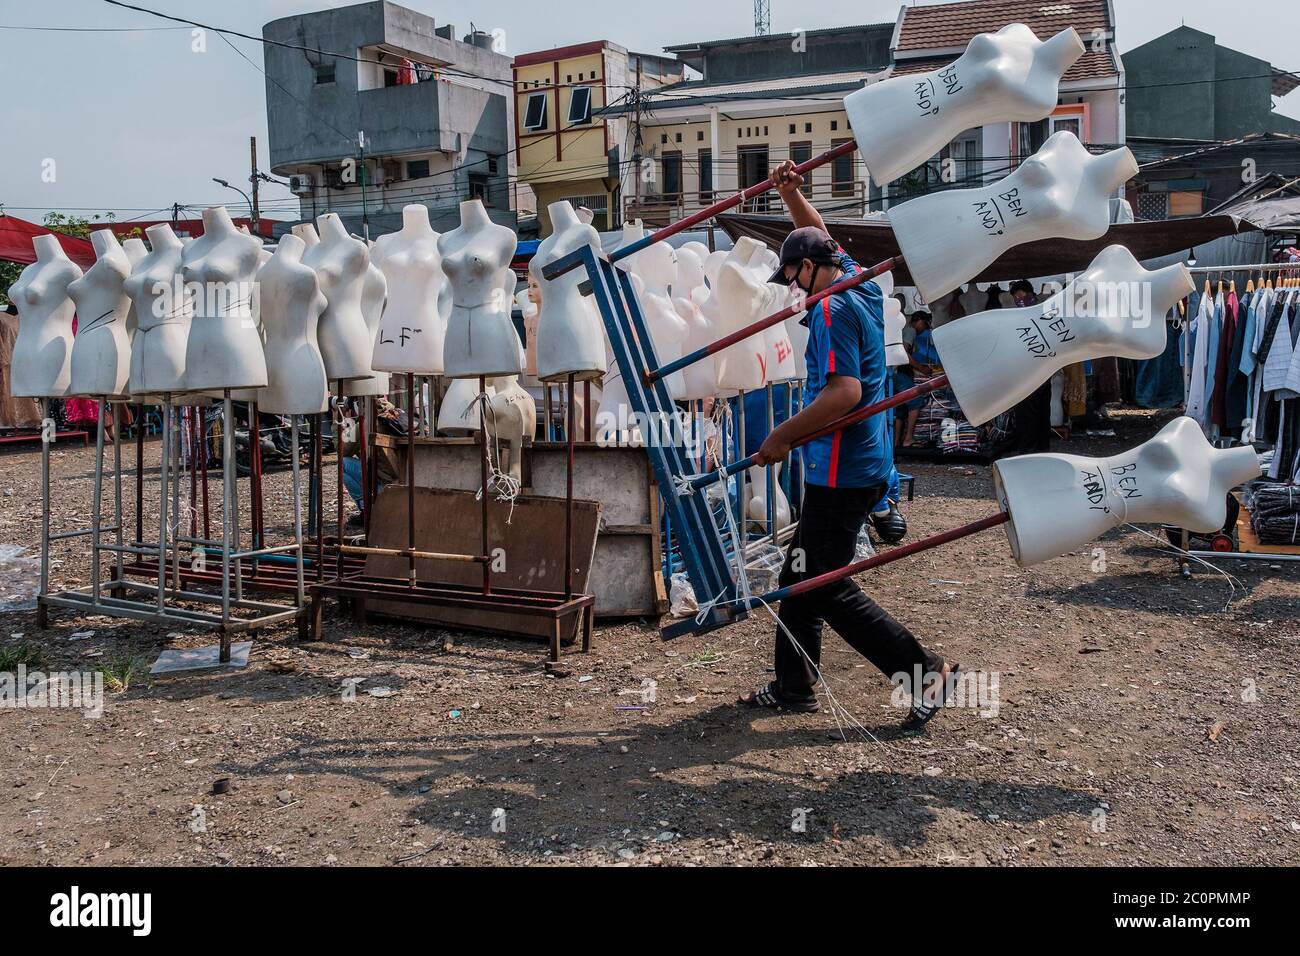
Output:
[549, 245, 744, 637]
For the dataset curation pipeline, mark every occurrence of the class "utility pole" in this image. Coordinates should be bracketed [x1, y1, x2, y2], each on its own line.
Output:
[353, 128, 369, 240]
[249, 135, 261, 236]
[631, 55, 643, 222]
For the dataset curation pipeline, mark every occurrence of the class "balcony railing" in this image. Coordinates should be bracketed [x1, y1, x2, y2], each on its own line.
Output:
[626, 180, 868, 226]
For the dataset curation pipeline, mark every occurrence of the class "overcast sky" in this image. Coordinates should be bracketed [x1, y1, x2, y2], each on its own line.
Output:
[3, 0, 1298, 224]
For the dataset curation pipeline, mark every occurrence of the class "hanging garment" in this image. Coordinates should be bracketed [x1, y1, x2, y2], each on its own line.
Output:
[1186, 291, 1213, 423]
[1259, 291, 1292, 393]
[1225, 291, 1253, 433]
[1211, 289, 1238, 429]
[1134, 312, 1186, 409]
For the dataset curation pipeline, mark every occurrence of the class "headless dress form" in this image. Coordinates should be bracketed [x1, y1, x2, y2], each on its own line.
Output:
[121, 237, 147, 338]
[10, 234, 81, 397]
[888, 133, 1137, 303]
[714, 238, 774, 393]
[844, 24, 1084, 185]
[439, 200, 521, 379]
[68, 229, 132, 398]
[371, 203, 450, 375]
[256, 234, 329, 415]
[342, 256, 389, 397]
[672, 246, 718, 400]
[125, 223, 189, 397]
[623, 241, 688, 398]
[531, 200, 606, 382]
[181, 205, 267, 392]
[307, 212, 377, 383]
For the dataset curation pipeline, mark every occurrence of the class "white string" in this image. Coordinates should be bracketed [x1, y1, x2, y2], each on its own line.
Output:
[1121, 522, 1244, 609]
[464, 391, 521, 524]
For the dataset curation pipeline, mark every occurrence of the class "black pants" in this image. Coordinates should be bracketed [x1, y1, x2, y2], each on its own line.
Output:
[774, 483, 942, 697]
[1011, 379, 1053, 454]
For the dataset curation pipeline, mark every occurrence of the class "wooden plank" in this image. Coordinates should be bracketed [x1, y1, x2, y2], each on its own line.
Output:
[361, 486, 601, 641]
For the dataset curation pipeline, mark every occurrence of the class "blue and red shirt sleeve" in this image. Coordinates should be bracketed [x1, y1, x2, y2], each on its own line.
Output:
[813, 290, 865, 381]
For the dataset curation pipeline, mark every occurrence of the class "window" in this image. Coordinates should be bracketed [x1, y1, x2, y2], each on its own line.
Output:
[406, 159, 430, 179]
[661, 133, 668, 144]
[662, 152, 683, 202]
[568, 86, 592, 125]
[805, 122, 812, 133]
[789, 142, 812, 196]
[523, 91, 548, 131]
[831, 138, 855, 197]
[830, 120, 838, 131]
[697, 131, 704, 141]
[675, 132, 682, 143]
[469, 172, 491, 204]
[383, 68, 399, 87]
[789, 124, 796, 134]
[313, 62, 335, 84]
[698, 149, 713, 203]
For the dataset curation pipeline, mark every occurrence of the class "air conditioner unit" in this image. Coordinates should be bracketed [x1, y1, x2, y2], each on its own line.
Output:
[288, 174, 315, 195]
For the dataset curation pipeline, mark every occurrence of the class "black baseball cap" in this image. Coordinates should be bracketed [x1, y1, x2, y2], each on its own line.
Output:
[767, 226, 840, 284]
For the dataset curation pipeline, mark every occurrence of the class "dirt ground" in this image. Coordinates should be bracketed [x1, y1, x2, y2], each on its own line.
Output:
[0, 407, 1296, 867]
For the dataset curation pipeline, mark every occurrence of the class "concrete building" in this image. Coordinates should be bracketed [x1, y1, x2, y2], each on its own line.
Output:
[1123, 26, 1300, 220]
[888, 0, 1124, 202]
[1124, 25, 1300, 142]
[512, 42, 683, 234]
[597, 24, 893, 224]
[262, 1, 516, 237]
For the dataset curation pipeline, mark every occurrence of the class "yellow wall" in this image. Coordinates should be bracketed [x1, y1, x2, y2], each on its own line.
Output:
[515, 51, 612, 191]
[640, 109, 861, 204]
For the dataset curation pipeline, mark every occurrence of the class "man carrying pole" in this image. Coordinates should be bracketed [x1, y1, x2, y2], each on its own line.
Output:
[739, 160, 954, 729]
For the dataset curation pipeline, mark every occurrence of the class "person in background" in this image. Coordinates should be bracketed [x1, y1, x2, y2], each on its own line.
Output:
[1006, 280, 1053, 453]
[899, 308, 940, 447]
[339, 397, 404, 530]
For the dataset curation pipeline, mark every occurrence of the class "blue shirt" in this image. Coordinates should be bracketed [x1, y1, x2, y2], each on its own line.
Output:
[800, 251, 892, 489]
[912, 328, 940, 366]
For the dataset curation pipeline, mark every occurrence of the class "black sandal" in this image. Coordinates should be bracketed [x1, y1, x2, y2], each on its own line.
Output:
[739, 681, 820, 713]
[900, 663, 960, 730]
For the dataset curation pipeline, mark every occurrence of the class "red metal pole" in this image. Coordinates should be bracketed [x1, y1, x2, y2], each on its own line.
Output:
[764, 511, 1010, 603]
[611, 139, 858, 264]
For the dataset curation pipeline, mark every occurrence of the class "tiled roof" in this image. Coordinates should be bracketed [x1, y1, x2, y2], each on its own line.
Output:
[895, 0, 1111, 54]
[889, 47, 1117, 82]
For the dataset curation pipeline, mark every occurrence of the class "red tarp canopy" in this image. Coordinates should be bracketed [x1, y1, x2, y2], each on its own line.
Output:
[97, 217, 279, 240]
[0, 215, 96, 271]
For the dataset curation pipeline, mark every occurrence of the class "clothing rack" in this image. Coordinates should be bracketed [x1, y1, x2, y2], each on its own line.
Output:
[1171, 261, 1300, 570]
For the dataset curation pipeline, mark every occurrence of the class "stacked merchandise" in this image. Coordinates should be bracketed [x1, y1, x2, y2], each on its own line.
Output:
[908, 377, 1010, 456]
[1249, 482, 1300, 545]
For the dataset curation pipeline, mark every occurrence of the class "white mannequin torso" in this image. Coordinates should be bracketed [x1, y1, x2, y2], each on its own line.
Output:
[625, 242, 688, 398]
[713, 238, 773, 392]
[68, 229, 132, 398]
[125, 223, 188, 397]
[439, 200, 521, 379]
[933, 245, 1192, 425]
[10, 234, 81, 398]
[844, 24, 1084, 185]
[181, 205, 268, 392]
[343, 255, 389, 397]
[672, 247, 718, 400]
[994, 417, 1260, 566]
[305, 212, 376, 383]
[372, 203, 449, 375]
[888, 133, 1137, 302]
[531, 200, 605, 382]
[255, 234, 329, 414]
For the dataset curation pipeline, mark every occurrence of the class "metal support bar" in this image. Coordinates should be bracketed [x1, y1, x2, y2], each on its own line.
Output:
[687, 375, 950, 491]
[759, 511, 1010, 604]
[541, 139, 859, 281]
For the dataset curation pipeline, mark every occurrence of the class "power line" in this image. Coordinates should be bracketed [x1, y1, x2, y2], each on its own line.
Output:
[100, 0, 516, 90]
